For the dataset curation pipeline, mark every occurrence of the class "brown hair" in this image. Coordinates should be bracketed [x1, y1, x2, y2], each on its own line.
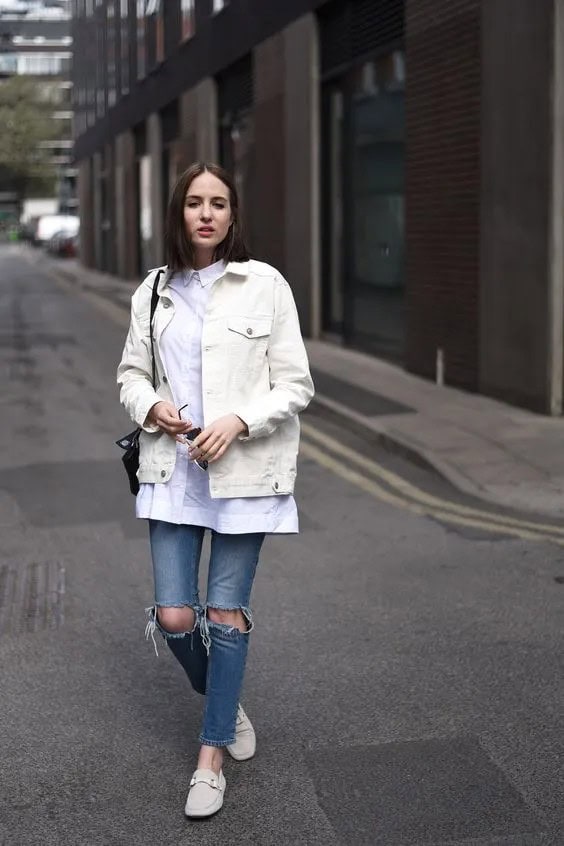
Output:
[164, 162, 249, 271]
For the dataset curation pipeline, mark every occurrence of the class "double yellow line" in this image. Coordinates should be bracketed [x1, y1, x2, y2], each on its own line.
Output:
[300, 421, 564, 547]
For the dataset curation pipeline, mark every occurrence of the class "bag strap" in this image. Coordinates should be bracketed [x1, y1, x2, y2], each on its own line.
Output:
[149, 269, 163, 389]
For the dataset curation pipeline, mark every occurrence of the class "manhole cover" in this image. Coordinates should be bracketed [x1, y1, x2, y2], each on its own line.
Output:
[0, 561, 65, 636]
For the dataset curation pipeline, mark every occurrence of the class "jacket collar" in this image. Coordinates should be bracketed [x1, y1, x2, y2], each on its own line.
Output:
[225, 260, 249, 277]
[151, 260, 249, 295]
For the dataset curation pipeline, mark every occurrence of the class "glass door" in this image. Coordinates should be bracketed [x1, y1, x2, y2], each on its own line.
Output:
[322, 51, 406, 361]
[347, 51, 406, 360]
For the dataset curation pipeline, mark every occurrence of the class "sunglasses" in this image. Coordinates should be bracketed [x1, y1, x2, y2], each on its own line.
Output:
[178, 404, 208, 471]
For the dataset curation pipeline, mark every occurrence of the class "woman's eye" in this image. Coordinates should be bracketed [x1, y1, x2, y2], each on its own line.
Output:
[214, 203, 225, 209]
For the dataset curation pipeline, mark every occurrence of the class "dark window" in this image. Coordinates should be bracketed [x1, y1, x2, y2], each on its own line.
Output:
[180, 0, 195, 41]
[217, 55, 254, 244]
[107, 0, 117, 106]
[120, 0, 129, 94]
[156, 3, 164, 62]
[136, 0, 146, 79]
[95, 0, 106, 118]
[146, 0, 164, 69]
[164, 0, 181, 57]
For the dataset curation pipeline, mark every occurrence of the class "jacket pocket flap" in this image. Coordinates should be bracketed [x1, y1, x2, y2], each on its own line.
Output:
[227, 316, 272, 339]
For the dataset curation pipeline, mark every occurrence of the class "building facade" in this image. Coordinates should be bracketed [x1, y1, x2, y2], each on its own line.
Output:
[0, 0, 77, 214]
[72, 0, 564, 415]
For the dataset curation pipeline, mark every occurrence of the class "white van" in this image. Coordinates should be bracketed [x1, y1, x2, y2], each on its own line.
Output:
[36, 214, 79, 245]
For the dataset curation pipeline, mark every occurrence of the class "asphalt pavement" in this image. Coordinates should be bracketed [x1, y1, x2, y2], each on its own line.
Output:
[0, 245, 563, 846]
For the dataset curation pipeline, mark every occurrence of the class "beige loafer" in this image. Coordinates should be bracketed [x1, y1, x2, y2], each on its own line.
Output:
[185, 768, 226, 818]
[226, 704, 256, 761]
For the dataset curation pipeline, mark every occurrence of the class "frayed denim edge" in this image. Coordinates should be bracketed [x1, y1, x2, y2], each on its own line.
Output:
[199, 605, 254, 656]
[144, 604, 254, 658]
[144, 604, 201, 657]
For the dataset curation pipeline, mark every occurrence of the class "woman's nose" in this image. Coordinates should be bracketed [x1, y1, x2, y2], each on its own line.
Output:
[201, 206, 212, 221]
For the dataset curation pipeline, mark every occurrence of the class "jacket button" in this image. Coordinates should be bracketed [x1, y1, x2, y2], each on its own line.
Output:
[247, 327, 253, 335]
[161, 470, 166, 478]
[274, 481, 279, 490]
[163, 301, 171, 309]
[162, 376, 168, 384]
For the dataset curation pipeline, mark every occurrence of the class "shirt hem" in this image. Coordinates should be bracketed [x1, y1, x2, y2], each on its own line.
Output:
[135, 513, 298, 534]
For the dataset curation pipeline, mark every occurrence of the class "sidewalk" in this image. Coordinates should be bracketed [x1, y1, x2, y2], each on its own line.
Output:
[42, 252, 564, 519]
[307, 341, 564, 519]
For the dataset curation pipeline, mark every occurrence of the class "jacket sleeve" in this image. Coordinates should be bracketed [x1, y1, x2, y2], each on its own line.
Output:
[116, 281, 161, 433]
[234, 275, 315, 440]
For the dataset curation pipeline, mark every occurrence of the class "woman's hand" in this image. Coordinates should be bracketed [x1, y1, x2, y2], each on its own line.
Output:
[146, 401, 193, 436]
[188, 414, 248, 464]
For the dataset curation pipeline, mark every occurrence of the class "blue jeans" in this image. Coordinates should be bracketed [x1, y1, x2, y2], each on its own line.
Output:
[145, 520, 265, 747]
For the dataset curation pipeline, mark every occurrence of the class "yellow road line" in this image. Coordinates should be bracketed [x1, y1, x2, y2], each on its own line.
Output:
[300, 440, 564, 547]
[301, 420, 564, 537]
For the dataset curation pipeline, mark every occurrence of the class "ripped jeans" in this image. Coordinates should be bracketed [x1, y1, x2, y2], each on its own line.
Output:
[145, 520, 265, 747]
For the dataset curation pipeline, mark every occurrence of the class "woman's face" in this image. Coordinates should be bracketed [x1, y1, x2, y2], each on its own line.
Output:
[184, 171, 233, 258]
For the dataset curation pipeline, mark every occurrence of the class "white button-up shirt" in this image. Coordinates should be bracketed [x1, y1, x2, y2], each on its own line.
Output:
[136, 259, 299, 533]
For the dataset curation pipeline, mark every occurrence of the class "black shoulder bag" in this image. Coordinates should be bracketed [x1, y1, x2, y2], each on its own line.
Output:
[116, 270, 162, 496]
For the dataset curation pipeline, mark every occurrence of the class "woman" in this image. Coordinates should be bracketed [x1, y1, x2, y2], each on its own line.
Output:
[117, 162, 314, 818]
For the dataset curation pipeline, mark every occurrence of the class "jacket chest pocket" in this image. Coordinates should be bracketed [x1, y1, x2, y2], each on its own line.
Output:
[226, 315, 272, 370]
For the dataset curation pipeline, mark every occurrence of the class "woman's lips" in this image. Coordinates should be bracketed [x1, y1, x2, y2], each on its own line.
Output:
[197, 228, 214, 236]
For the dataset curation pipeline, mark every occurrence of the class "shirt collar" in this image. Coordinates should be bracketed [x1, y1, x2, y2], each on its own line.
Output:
[153, 259, 249, 295]
[183, 259, 226, 288]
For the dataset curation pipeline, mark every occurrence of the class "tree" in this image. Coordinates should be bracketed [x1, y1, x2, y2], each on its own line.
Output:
[0, 75, 59, 200]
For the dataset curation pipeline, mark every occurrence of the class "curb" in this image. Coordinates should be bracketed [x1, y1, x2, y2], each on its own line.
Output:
[309, 393, 440, 475]
[308, 393, 564, 520]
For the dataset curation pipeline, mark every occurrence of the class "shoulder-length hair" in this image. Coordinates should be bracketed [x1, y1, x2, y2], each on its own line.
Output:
[164, 162, 250, 271]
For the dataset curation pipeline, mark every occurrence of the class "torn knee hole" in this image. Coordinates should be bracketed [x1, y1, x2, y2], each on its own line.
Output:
[206, 606, 253, 632]
[157, 605, 197, 634]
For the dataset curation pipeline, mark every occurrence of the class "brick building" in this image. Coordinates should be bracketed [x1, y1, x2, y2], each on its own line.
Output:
[72, 0, 564, 415]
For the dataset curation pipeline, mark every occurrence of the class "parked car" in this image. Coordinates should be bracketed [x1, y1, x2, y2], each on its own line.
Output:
[36, 214, 79, 246]
[46, 229, 78, 258]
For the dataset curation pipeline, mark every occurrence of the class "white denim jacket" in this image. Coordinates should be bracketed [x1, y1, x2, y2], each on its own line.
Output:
[117, 259, 315, 498]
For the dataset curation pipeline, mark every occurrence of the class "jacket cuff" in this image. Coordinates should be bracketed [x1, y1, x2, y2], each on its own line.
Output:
[136, 390, 162, 433]
[233, 405, 265, 441]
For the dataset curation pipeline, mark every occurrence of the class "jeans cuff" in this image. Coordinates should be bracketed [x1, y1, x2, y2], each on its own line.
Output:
[198, 735, 235, 748]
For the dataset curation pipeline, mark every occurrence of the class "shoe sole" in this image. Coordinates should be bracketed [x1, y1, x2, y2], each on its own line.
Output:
[185, 797, 224, 819]
[185, 805, 223, 819]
